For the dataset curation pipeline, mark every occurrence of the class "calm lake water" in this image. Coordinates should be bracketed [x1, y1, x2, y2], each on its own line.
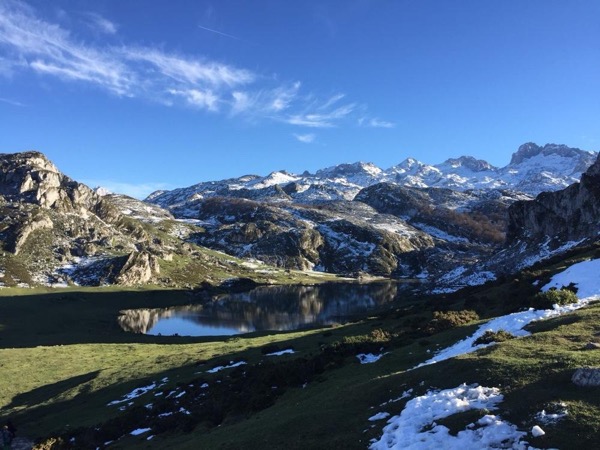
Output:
[118, 282, 413, 337]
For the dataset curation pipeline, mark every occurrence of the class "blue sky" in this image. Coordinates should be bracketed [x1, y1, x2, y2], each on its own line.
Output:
[1, 0, 599, 198]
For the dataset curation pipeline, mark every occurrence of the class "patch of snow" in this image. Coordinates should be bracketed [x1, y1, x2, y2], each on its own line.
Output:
[370, 384, 528, 450]
[369, 412, 391, 421]
[516, 238, 586, 270]
[541, 258, 600, 299]
[534, 403, 568, 425]
[130, 428, 151, 436]
[357, 353, 386, 364]
[206, 360, 247, 373]
[107, 382, 157, 406]
[413, 223, 469, 243]
[266, 349, 295, 356]
[380, 389, 414, 406]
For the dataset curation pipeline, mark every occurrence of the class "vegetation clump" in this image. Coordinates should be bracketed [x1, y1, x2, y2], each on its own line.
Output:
[533, 288, 579, 309]
[425, 310, 480, 334]
[472, 329, 516, 346]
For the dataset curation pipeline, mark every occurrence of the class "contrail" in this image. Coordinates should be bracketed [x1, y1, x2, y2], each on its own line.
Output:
[198, 25, 244, 42]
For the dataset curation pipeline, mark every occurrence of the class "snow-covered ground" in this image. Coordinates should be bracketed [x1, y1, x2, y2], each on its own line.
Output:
[369, 384, 529, 450]
[371, 258, 600, 449]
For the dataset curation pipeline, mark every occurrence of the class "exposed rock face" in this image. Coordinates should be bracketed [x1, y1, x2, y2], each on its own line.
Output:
[114, 251, 160, 286]
[185, 197, 434, 276]
[10, 214, 53, 254]
[0, 151, 187, 287]
[572, 368, 600, 387]
[507, 153, 600, 243]
[0, 151, 98, 211]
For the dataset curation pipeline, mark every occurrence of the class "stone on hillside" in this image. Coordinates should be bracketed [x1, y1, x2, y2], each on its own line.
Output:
[584, 342, 600, 350]
[114, 251, 160, 286]
[11, 215, 53, 254]
[571, 368, 600, 387]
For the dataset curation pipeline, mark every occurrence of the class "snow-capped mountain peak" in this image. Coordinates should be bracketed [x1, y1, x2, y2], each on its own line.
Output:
[147, 143, 598, 208]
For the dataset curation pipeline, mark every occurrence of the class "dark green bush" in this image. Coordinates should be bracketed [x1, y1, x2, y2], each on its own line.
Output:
[473, 330, 516, 346]
[425, 310, 480, 334]
[533, 288, 578, 309]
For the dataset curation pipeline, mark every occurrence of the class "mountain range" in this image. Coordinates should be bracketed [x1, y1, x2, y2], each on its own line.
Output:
[0, 142, 598, 290]
[147, 142, 596, 208]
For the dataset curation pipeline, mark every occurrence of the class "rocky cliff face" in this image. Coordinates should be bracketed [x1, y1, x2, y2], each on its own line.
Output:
[0, 151, 288, 288]
[507, 153, 600, 244]
[185, 197, 435, 276]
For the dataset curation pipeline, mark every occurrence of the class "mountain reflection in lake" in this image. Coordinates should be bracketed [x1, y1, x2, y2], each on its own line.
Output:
[118, 282, 405, 337]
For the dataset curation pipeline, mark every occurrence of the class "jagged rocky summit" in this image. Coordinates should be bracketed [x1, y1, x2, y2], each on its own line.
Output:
[147, 142, 596, 208]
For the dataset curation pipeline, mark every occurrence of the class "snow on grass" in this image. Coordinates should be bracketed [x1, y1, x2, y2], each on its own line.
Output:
[380, 389, 413, 406]
[357, 353, 386, 364]
[370, 384, 529, 450]
[419, 258, 600, 368]
[107, 377, 168, 406]
[130, 428, 151, 436]
[531, 425, 545, 437]
[413, 223, 469, 243]
[541, 258, 600, 299]
[107, 382, 157, 406]
[266, 349, 295, 356]
[369, 412, 391, 421]
[206, 361, 247, 373]
[535, 404, 568, 425]
[516, 238, 586, 270]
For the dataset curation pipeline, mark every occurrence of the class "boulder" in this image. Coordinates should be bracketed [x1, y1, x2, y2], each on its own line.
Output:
[114, 251, 160, 286]
[571, 368, 600, 387]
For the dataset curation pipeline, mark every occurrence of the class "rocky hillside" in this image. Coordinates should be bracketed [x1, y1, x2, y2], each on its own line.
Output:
[0, 152, 329, 288]
[498, 152, 600, 269]
[144, 143, 597, 281]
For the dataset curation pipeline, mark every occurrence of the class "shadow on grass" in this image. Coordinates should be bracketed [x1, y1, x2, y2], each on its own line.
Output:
[0, 288, 228, 348]
[5, 371, 101, 410]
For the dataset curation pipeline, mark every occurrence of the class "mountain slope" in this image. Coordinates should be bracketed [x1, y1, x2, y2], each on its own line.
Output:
[0, 152, 332, 288]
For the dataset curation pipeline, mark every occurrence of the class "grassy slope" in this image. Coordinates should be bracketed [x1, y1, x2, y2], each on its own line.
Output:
[0, 248, 599, 449]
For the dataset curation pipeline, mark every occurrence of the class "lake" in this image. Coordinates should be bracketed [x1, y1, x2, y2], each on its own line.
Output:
[118, 282, 414, 337]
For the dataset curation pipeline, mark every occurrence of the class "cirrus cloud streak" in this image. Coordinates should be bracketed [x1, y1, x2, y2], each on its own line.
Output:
[0, 0, 391, 130]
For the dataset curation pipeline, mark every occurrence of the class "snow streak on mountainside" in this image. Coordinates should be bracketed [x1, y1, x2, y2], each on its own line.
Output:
[147, 143, 597, 208]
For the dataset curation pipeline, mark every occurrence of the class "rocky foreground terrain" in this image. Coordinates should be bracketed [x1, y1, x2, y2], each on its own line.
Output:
[0, 142, 598, 289]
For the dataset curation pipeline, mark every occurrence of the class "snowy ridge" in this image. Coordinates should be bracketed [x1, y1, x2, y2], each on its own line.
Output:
[147, 143, 597, 208]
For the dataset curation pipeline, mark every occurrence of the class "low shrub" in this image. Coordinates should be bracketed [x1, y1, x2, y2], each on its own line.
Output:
[533, 288, 578, 309]
[425, 310, 480, 334]
[473, 330, 516, 346]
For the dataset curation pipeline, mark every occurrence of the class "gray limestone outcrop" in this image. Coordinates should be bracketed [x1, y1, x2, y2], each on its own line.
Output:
[507, 153, 600, 243]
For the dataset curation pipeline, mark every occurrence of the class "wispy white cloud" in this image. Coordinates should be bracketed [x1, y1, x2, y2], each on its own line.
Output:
[0, 96, 25, 106]
[0, 0, 384, 130]
[229, 82, 300, 117]
[359, 117, 395, 128]
[0, 0, 132, 94]
[168, 88, 219, 111]
[122, 47, 254, 88]
[198, 24, 243, 42]
[293, 133, 316, 143]
[84, 12, 118, 35]
[285, 103, 356, 128]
